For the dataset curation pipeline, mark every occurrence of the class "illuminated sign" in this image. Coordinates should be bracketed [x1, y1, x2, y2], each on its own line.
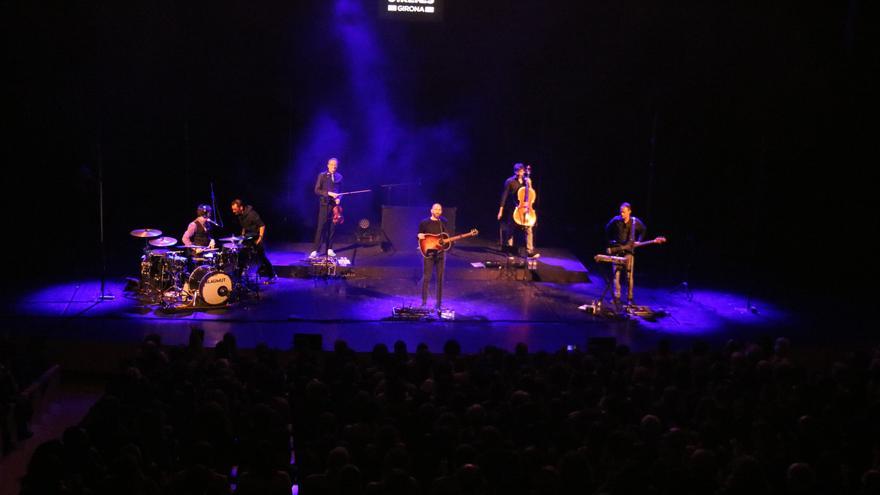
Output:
[379, 0, 444, 21]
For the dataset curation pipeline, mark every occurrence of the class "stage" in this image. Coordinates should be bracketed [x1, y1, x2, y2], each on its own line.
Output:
[4, 238, 799, 370]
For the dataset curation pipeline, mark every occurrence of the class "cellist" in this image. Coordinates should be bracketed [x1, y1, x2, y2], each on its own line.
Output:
[497, 163, 540, 258]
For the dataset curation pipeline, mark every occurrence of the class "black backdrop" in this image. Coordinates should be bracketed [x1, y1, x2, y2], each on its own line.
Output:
[6, 0, 877, 302]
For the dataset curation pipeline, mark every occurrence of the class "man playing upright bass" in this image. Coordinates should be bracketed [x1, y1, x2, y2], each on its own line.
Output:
[498, 162, 539, 258]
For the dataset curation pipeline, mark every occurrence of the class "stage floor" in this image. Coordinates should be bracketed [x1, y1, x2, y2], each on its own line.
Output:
[3, 240, 803, 359]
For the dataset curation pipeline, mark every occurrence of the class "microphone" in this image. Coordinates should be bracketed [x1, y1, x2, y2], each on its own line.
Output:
[205, 218, 220, 226]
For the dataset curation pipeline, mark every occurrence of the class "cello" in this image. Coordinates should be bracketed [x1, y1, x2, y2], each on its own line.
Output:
[513, 164, 537, 227]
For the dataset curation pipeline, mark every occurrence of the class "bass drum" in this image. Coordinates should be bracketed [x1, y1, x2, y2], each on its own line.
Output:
[186, 265, 233, 306]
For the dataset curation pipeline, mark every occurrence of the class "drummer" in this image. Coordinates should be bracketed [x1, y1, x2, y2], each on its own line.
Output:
[182, 204, 217, 249]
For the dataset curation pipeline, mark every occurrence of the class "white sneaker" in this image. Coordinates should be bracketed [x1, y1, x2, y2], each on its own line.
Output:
[308, 251, 318, 258]
[327, 249, 336, 257]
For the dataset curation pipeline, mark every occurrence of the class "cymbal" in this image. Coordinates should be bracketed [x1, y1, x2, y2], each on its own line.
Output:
[222, 243, 242, 249]
[130, 228, 162, 238]
[218, 235, 249, 242]
[149, 236, 178, 247]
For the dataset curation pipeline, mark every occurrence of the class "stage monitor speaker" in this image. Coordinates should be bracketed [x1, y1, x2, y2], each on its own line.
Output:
[293, 333, 323, 352]
[381, 205, 456, 253]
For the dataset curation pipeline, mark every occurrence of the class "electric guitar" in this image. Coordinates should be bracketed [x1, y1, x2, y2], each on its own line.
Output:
[606, 236, 667, 255]
[419, 229, 479, 257]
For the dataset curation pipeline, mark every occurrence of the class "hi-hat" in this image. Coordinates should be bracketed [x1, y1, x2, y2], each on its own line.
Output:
[149, 236, 178, 247]
[130, 228, 162, 238]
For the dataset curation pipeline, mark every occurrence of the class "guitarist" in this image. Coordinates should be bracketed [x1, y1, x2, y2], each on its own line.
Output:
[605, 202, 646, 306]
[417, 203, 448, 309]
[497, 163, 539, 258]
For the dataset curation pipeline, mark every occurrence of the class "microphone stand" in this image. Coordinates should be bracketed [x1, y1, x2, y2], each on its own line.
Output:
[96, 134, 114, 301]
[379, 181, 421, 206]
[210, 182, 224, 228]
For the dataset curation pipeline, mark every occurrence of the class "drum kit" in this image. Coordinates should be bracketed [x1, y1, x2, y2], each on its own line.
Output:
[131, 228, 260, 308]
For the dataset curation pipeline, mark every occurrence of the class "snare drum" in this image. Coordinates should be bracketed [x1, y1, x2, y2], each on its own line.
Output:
[185, 265, 233, 306]
[191, 251, 217, 266]
[186, 245, 216, 266]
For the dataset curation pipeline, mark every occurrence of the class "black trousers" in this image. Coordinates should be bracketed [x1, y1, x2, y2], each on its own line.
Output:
[421, 252, 445, 307]
[251, 242, 276, 277]
[312, 203, 337, 253]
[500, 219, 534, 255]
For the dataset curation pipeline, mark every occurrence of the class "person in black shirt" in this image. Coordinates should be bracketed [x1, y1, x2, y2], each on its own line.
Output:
[310, 158, 342, 258]
[497, 163, 539, 258]
[605, 202, 646, 306]
[417, 203, 448, 309]
[231, 199, 276, 280]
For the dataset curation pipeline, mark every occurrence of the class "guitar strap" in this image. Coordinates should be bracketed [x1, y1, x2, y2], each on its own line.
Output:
[630, 218, 636, 253]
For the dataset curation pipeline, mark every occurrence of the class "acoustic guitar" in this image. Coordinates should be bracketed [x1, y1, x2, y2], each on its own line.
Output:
[419, 229, 479, 257]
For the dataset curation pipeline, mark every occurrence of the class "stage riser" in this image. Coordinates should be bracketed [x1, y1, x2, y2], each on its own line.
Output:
[272, 262, 589, 283]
